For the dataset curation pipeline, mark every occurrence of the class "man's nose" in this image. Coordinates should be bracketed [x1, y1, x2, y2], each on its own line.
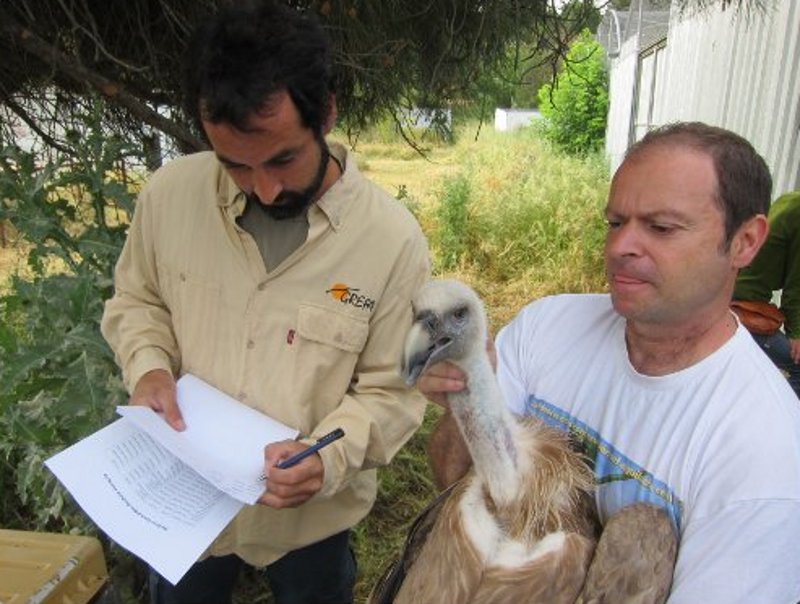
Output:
[606, 223, 641, 257]
[252, 168, 283, 204]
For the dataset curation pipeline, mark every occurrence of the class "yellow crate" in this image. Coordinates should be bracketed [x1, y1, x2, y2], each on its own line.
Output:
[0, 529, 108, 604]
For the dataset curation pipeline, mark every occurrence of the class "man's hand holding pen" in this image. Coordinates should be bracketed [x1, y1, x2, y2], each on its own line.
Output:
[258, 438, 325, 509]
[258, 429, 344, 509]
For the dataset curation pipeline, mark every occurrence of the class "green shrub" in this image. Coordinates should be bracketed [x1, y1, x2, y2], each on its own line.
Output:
[537, 30, 609, 156]
[433, 174, 472, 271]
[0, 108, 137, 532]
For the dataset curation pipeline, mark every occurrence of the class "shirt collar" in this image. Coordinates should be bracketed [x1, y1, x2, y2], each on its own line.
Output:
[215, 142, 353, 233]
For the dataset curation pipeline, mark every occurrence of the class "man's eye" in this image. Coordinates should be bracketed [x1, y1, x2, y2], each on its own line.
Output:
[650, 224, 674, 234]
[270, 155, 294, 167]
[606, 220, 621, 230]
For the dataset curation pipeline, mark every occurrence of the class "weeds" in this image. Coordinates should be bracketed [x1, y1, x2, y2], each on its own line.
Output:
[1, 116, 610, 603]
[434, 175, 472, 271]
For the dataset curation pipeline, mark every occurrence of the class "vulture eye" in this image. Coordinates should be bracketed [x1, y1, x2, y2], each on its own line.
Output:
[452, 306, 469, 323]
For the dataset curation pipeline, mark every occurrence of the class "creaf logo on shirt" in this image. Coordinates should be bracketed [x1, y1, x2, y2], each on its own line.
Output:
[327, 283, 375, 312]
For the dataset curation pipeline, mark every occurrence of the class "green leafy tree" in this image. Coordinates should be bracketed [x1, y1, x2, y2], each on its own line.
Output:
[465, 39, 553, 117]
[537, 30, 609, 156]
[0, 0, 600, 158]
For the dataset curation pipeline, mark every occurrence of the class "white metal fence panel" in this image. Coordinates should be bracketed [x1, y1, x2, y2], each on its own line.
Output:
[605, 0, 800, 196]
[606, 36, 639, 170]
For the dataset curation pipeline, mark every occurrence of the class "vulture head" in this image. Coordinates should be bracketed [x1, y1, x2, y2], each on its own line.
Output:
[401, 279, 488, 386]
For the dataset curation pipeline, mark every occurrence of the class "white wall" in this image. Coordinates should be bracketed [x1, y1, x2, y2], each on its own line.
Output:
[605, 0, 800, 195]
[605, 36, 639, 171]
[494, 108, 541, 131]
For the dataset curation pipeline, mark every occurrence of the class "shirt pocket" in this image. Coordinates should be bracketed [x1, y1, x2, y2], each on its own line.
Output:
[297, 304, 369, 353]
[291, 304, 369, 425]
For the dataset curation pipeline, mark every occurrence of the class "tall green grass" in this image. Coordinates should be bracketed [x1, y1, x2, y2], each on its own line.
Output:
[338, 123, 611, 603]
[419, 125, 610, 328]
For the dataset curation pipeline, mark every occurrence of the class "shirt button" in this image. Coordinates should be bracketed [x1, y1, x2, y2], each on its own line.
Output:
[247, 340, 255, 349]
[238, 392, 247, 402]
[257, 282, 266, 291]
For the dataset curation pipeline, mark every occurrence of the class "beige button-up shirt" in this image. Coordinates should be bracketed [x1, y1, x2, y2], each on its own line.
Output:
[101, 145, 430, 565]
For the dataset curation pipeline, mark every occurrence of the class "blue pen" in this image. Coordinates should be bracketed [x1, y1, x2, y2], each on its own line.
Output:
[260, 428, 345, 479]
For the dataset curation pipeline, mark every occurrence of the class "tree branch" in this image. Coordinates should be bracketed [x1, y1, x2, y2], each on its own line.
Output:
[0, 7, 206, 152]
[3, 97, 74, 155]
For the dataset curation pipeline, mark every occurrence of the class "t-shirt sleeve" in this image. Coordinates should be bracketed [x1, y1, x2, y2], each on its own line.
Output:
[496, 307, 535, 416]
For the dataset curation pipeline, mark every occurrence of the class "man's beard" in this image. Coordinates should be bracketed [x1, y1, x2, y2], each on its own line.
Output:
[247, 138, 331, 221]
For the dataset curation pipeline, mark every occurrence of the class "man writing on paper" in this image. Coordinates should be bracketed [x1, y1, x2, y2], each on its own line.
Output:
[100, 3, 429, 603]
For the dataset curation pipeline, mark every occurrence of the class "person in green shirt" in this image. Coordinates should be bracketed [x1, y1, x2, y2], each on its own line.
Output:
[733, 191, 800, 398]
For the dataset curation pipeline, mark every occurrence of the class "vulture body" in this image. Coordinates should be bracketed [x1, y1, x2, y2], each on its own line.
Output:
[372, 279, 677, 604]
[394, 279, 598, 604]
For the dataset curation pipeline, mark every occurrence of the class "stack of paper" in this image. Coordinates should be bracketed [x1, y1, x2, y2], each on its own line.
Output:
[45, 374, 299, 584]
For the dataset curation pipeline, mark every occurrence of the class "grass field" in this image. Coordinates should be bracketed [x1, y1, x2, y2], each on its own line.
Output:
[0, 123, 612, 603]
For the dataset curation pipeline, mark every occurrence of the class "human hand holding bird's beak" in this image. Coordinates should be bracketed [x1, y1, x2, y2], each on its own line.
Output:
[417, 337, 496, 407]
[417, 361, 467, 407]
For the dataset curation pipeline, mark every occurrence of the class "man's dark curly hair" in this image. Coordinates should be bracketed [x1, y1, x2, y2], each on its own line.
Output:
[183, 1, 333, 137]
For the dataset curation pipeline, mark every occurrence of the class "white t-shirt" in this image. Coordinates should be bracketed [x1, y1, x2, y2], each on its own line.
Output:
[496, 294, 800, 604]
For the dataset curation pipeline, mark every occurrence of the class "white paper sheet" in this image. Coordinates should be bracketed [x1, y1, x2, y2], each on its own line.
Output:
[45, 373, 301, 584]
[117, 374, 299, 504]
[45, 419, 243, 585]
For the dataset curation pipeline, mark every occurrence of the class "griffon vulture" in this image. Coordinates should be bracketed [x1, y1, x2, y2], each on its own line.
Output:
[370, 279, 677, 604]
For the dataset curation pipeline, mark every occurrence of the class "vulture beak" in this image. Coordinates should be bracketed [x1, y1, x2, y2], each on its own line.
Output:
[401, 312, 453, 386]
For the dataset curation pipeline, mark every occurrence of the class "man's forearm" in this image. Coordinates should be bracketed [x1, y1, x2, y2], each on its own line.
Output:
[428, 409, 472, 490]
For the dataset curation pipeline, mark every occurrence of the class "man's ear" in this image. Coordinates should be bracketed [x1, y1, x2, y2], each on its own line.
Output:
[730, 214, 769, 269]
[322, 94, 338, 135]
